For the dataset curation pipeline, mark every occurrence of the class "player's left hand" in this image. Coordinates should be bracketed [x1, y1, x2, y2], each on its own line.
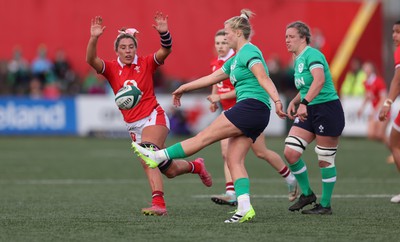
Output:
[153, 11, 168, 33]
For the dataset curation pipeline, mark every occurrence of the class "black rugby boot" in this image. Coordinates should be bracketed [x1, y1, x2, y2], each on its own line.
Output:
[288, 193, 317, 211]
[301, 203, 332, 215]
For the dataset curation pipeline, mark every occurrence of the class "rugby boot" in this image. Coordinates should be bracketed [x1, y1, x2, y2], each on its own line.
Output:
[288, 193, 317, 211]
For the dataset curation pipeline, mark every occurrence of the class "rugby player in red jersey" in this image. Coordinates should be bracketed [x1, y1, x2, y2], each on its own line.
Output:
[86, 13, 212, 216]
[379, 20, 400, 203]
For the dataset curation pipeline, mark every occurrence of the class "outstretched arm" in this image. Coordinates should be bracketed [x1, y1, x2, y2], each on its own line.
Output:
[153, 12, 172, 63]
[86, 16, 105, 73]
[172, 69, 228, 107]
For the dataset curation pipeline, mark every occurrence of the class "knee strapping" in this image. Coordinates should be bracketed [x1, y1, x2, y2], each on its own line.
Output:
[285, 135, 308, 154]
[315, 145, 337, 168]
[140, 142, 172, 172]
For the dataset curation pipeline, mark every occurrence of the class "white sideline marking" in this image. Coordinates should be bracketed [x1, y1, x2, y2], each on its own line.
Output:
[0, 179, 148, 185]
[192, 194, 395, 199]
[0, 178, 398, 185]
[0, 179, 396, 198]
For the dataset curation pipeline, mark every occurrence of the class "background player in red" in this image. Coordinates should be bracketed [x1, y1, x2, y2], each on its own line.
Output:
[357, 61, 390, 159]
[208, 29, 298, 206]
[86, 13, 212, 216]
[379, 20, 400, 203]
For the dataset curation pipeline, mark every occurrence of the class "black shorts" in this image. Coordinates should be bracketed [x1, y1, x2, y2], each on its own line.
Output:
[293, 99, 345, 136]
[224, 98, 270, 142]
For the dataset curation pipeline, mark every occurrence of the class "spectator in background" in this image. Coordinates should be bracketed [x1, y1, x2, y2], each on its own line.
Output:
[43, 81, 61, 99]
[31, 44, 53, 85]
[53, 49, 71, 80]
[29, 77, 42, 99]
[7, 47, 30, 95]
[341, 57, 367, 97]
[0, 60, 10, 95]
[82, 69, 107, 94]
[53, 48, 76, 94]
[357, 61, 391, 161]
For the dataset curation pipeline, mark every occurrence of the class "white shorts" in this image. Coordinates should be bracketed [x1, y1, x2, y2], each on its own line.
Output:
[125, 105, 170, 143]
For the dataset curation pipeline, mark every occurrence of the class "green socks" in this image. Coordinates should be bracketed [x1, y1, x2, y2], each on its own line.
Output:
[320, 167, 337, 208]
[234, 178, 250, 197]
[164, 143, 187, 160]
[289, 158, 313, 196]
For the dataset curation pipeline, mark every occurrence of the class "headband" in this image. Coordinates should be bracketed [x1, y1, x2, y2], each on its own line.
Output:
[240, 13, 248, 20]
[117, 28, 139, 38]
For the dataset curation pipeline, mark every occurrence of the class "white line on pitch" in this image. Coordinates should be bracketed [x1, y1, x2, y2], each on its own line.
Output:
[0, 178, 398, 185]
[192, 194, 395, 199]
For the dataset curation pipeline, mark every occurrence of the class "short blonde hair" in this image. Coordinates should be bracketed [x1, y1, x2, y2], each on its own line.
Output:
[224, 9, 255, 40]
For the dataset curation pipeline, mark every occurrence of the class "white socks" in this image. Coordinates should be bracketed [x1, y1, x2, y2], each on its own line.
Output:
[237, 194, 251, 214]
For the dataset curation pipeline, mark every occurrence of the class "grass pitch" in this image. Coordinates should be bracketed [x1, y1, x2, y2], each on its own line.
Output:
[0, 136, 399, 241]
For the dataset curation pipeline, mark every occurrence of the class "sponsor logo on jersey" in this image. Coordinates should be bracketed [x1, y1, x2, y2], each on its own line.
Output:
[294, 77, 305, 88]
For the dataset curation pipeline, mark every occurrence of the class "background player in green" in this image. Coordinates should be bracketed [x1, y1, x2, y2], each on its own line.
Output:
[132, 9, 286, 223]
[284, 21, 345, 215]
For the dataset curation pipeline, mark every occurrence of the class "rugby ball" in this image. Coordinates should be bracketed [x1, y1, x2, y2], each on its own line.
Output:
[115, 85, 142, 110]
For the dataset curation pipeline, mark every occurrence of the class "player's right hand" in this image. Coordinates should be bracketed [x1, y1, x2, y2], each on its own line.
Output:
[91, 16, 106, 38]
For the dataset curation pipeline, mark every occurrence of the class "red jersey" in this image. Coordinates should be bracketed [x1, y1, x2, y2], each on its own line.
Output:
[364, 74, 386, 108]
[102, 54, 160, 123]
[210, 49, 236, 110]
[394, 46, 400, 128]
[395, 45, 400, 69]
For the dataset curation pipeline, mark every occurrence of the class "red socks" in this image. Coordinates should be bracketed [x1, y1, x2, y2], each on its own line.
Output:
[190, 161, 202, 174]
[279, 166, 291, 178]
[152, 191, 165, 207]
[226, 182, 235, 193]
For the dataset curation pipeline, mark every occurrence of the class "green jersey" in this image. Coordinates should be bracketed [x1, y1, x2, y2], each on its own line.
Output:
[293, 46, 339, 105]
[221, 43, 271, 108]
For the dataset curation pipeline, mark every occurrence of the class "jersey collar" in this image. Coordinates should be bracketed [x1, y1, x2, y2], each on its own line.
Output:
[295, 46, 310, 60]
[117, 55, 138, 68]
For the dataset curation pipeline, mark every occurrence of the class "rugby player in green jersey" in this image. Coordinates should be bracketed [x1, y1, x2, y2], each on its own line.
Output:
[284, 21, 345, 215]
[132, 9, 286, 223]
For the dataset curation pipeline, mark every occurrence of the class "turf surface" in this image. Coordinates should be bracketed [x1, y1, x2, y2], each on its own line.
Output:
[0, 136, 399, 241]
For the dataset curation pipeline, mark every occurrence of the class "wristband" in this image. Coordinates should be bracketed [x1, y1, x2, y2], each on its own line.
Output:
[160, 31, 172, 49]
[383, 99, 393, 107]
[274, 100, 281, 104]
[300, 98, 309, 105]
